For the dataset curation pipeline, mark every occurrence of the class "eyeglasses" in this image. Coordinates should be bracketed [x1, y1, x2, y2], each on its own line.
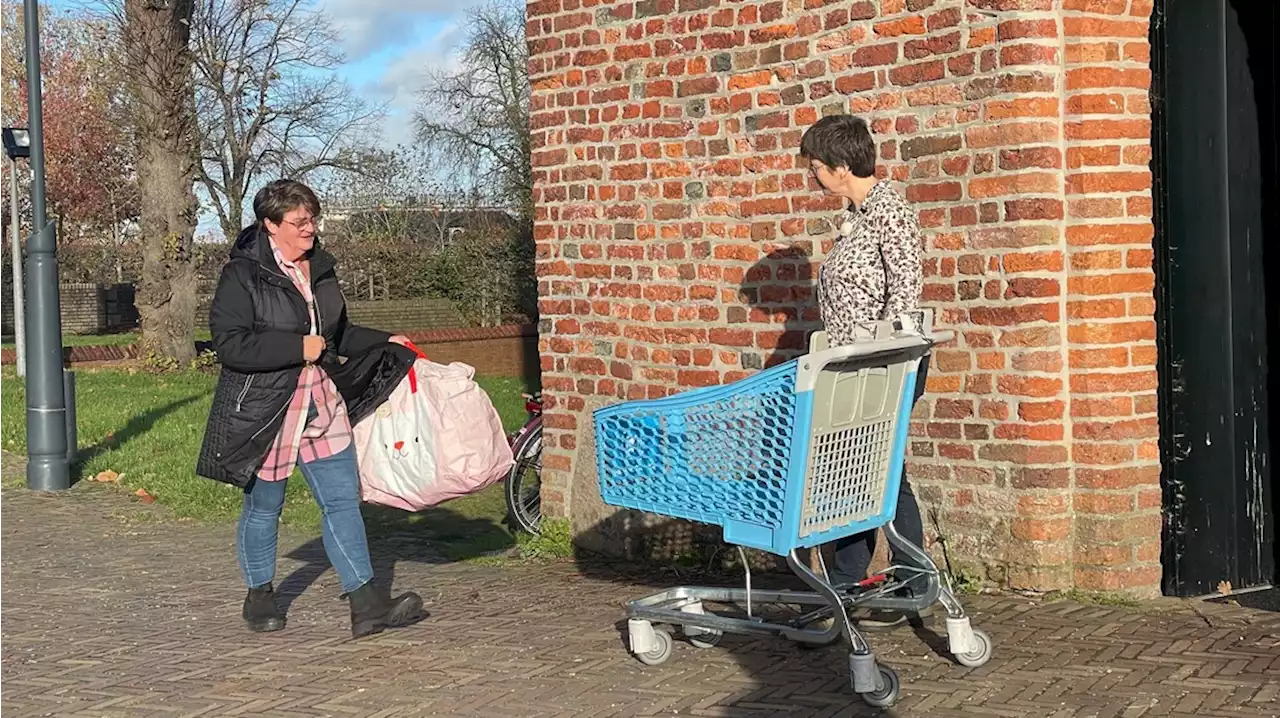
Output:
[280, 216, 319, 231]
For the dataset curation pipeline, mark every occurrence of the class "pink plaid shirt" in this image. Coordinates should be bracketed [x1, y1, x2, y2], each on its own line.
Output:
[257, 241, 353, 482]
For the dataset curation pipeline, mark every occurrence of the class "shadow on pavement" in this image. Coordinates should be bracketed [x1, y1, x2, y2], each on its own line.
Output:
[73, 394, 209, 483]
[276, 501, 517, 613]
[570, 515, 919, 718]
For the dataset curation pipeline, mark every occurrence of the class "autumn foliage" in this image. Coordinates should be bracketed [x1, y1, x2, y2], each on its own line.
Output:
[0, 3, 139, 242]
[34, 39, 137, 238]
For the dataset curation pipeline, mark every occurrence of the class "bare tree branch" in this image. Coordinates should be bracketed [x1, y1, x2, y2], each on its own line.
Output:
[414, 0, 531, 220]
[190, 0, 385, 240]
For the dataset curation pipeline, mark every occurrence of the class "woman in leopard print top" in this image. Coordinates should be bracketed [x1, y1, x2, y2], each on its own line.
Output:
[819, 181, 923, 345]
[799, 115, 930, 629]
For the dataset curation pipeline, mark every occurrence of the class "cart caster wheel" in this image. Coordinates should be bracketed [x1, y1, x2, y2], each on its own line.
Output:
[954, 628, 992, 668]
[688, 630, 722, 649]
[636, 627, 673, 666]
[860, 664, 900, 708]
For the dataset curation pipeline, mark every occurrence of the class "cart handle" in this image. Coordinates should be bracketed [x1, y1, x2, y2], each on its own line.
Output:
[795, 330, 952, 394]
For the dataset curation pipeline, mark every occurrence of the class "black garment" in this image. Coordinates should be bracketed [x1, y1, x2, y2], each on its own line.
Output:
[830, 354, 930, 585]
[195, 225, 415, 487]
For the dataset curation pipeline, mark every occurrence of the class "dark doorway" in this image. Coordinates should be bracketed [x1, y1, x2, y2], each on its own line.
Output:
[1151, 0, 1278, 596]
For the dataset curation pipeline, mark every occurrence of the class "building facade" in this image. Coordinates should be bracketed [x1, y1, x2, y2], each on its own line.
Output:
[528, 0, 1164, 594]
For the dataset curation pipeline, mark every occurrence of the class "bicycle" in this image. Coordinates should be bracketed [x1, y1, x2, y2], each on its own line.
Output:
[504, 392, 542, 534]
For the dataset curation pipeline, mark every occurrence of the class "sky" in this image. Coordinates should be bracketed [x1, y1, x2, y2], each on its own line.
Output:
[245, 0, 483, 234]
[320, 0, 478, 149]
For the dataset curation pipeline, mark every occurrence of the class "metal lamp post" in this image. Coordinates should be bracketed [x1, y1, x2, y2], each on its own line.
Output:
[3, 127, 30, 378]
[21, 0, 72, 491]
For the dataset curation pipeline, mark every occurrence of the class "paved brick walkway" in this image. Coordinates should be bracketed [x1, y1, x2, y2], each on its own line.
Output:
[2, 481, 1277, 718]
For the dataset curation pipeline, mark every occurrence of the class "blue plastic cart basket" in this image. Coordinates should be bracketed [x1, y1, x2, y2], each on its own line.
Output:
[594, 331, 924, 556]
[591, 318, 993, 708]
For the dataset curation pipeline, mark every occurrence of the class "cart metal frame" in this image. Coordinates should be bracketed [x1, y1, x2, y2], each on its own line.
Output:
[625, 521, 992, 706]
[607, 315, 993, 707]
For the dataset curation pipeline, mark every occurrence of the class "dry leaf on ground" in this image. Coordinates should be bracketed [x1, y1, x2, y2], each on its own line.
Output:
[135, 488, 156, 504]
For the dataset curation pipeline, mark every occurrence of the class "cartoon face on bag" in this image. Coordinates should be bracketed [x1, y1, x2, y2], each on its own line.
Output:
[367, 398, 426, 467]
[383, 436, 421, 461]
[352, 358, 515, 511]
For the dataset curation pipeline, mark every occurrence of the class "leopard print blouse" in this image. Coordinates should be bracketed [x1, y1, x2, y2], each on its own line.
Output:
[816, 181, 923, 347]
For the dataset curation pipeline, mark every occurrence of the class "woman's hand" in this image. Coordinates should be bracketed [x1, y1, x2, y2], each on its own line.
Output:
[302, 335, 326, 362]
[389, 334, 427, 361]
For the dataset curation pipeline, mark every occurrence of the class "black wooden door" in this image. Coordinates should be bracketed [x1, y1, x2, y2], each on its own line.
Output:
[1152, 0, 1277, 596]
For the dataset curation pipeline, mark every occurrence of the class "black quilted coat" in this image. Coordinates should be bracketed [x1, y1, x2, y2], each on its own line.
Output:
[196, 225, 416, 487]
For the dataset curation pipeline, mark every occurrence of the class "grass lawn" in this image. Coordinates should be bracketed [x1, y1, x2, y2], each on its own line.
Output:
[2, 332, 140, 349]
[1, 365, 540, 562]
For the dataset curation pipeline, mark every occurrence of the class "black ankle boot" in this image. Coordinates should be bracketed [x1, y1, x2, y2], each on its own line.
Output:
[243, 583, 286, 632]
[347, 582, 424, 639]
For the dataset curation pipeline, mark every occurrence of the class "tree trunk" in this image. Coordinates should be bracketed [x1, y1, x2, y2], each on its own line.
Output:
[218, 195, 245, 244]
[123, 0, 199, 363]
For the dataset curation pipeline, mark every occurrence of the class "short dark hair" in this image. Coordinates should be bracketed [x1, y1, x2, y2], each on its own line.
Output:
[799, 115, 876, 178]
[253, 179, 321, 225]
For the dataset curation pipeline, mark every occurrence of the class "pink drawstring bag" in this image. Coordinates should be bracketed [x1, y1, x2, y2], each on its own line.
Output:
[353, 345, 514, 511]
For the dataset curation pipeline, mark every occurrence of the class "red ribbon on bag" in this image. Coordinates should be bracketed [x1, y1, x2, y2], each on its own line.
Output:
[399, 340, 428, 394]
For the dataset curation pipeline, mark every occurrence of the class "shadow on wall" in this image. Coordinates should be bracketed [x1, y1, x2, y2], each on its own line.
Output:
[740, 243, 821, 368]
[563, 242, 828, 573]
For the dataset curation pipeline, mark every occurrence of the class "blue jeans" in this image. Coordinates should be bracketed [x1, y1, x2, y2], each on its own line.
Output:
[237, 442, 374, 594]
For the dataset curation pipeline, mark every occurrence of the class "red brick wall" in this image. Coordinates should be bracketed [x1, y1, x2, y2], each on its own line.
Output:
[1059, 0, 1160, 593]
[529, 0, 1160, 594]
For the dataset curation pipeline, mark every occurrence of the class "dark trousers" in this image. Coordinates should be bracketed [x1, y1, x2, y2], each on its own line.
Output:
[830, 354, 930, 586]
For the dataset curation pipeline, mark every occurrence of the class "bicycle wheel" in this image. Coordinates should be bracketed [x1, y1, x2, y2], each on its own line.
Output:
[505, 418, 542, 534]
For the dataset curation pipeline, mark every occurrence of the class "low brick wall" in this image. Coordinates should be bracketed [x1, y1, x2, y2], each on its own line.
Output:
[345, 300, 467, 334]
[402, 325, 542, 380]
[0, 324, 541, 381]
[0, 343, 141, 366]
[192, 294, 466, 333]
[2, 283, 110, 335]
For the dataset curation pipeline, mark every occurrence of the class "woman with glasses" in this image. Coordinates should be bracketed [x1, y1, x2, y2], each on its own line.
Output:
[800, 115, 928, 631]
[197, 179, 424, 638]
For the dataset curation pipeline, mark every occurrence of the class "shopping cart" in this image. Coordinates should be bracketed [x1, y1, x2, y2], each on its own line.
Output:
[592, 313, 992, 708]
